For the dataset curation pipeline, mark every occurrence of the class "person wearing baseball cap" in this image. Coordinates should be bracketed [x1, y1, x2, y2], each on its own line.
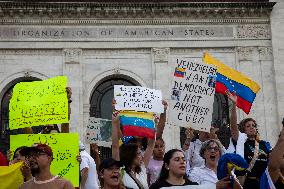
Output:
[19, 143, 74, 189]
[98, 158, 127, 189]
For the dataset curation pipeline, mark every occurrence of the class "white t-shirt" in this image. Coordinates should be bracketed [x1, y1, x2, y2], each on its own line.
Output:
[80, 150, 100, 189]
[226, 131, 248, 158]
[186, 139, 205, 176]
[188, 165, 218, 185]
[122, 164, 148, 189]
[147, 158, 163, 185]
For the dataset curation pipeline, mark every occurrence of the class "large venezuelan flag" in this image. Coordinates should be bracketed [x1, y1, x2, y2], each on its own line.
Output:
[203, 52, 260, 114]
[120, 111, 156, 139]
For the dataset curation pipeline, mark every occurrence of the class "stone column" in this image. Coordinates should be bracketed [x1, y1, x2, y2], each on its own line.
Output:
[63, 48, 83, 139]
[152, 48, 180, 151]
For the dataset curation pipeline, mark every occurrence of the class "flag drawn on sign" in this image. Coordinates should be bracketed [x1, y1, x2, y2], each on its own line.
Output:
[203, 52, 260, 114]
[120, 111, 156, 139]
[174, 67, 186, 78]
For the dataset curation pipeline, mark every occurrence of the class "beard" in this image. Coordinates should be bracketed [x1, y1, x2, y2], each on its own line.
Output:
[30, 166, 40, 176]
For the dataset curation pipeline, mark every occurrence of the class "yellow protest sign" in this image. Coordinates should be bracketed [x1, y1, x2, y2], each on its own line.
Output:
[9, 76, 68, 129]
[10, 133, 79, 187]
[0, 162, 24, 189]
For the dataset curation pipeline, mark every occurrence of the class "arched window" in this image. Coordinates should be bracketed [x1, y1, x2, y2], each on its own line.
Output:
[0, 77, 41, 153]
[89, 74, 140, 159]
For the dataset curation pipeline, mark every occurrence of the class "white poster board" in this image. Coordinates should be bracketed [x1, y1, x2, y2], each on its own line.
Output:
[114, 85, 163, 113]
[167, 57, 217, 132]
[161, 184, 216, 189]
[85, 117, 112, 147]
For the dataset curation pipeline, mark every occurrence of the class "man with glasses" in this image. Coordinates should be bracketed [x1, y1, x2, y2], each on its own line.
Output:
[19, 143, 74, 189]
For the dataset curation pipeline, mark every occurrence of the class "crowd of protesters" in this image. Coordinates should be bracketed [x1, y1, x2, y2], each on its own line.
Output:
[0, 88, 284, 189]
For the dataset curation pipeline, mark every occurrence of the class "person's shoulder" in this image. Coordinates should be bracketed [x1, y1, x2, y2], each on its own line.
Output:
[55, 176, 74, 189]
[19, 179, 34, 189]
[185, 178, 199, 185]
[149, 179, 168, 189]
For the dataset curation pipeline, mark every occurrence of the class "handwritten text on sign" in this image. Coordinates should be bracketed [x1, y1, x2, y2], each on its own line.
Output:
[114, 85, 163, 113]
[10, 133, 79, 187]
[85, 117, 112, 147]
[168, 58, 217, 132]
[9, 76, 68, 129]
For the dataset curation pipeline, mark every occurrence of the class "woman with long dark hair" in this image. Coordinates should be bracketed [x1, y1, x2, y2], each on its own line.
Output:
[112, 115, 155, 189]
[226, 91, 271, 189]
[149, 149, 198, 189]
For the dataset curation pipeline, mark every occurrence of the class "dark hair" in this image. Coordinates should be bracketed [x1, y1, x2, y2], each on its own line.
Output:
[239, 118, 257, 133]
[199, 139, 223, 159]
[119, 143, 141, 173]
[13, 146, 26, 160]
[158, 149, 185, 181]
[41, 124, 60, 134]
[156, 137, 165, 144]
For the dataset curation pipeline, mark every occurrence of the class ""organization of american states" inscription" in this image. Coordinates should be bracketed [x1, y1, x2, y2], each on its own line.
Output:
[0, 26, 234, 41]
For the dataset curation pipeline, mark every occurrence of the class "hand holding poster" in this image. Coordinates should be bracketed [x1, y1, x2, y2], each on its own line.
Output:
[85, 117, 112, 147]
[114, 85, 163, 113]
[9, 76, 68, 129]
[10, 133, 79, 187]
[167, 58, 217, 132]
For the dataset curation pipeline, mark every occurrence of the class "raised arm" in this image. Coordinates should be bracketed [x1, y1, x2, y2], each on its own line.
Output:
[268, 127, 284, 183]
[61, 87, 72, 133]
[112, 115, 120, 161]
[227, 91, 239, 141]
[156, 100, 168, 139]
[143, 138, 155, 167]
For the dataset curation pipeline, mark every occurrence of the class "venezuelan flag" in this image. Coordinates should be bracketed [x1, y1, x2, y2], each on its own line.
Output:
[260, 168, 276, 189]
[120, 111, 156, 139]
[0, 162, 24, 189]
[174, 67, 186, 78]
[203, 52, 260, 114]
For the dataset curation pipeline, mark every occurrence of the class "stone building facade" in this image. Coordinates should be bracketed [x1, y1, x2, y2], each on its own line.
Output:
[0, 0, 283, 153]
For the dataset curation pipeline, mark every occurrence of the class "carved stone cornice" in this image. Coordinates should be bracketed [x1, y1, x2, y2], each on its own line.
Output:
[152, 48, 170, 63]
[258, 47, 273, 61]
[0, 2, 275, 23]
[237, 24, 271, 39]
[63, 48, 82, 64]
[237, 47, 254, 61]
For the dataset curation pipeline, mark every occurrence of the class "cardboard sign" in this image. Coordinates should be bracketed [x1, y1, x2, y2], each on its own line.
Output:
[167, 57, 217, 132]
[9, 76, 68, 129]
[85, 117, 112, 147]
[10, 133, 79, 187]
[114, 85, 163, 113]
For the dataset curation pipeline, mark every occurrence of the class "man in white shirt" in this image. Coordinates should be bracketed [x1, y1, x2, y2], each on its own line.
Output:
[79, 141, 100, 189]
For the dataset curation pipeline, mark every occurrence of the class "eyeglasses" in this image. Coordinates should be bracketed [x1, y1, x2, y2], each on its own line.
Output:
[26, 152, 47, 158]
[206, 147, 219, 152]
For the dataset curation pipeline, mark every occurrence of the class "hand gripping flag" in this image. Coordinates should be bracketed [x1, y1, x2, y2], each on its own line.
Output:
[203, 52, 260, 114]
[217, 153, 249, 189]
[120, 111, 156, 139]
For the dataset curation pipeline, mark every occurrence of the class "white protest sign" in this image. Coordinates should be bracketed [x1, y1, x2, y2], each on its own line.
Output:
[85, 117, 112, 147]
[167, 57, 217, 132]
[161, 184, 216, 189]
[114, 85, 163, 113]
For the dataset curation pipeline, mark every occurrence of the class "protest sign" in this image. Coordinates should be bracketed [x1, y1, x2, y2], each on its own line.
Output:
[114, 85, 163, 113]
[10, 133, 79, 187]
[85, 117, 112, 147]
[161, 184, 216, 189]
[167, 57, 217, 132]
[9, 76, 68, 129]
